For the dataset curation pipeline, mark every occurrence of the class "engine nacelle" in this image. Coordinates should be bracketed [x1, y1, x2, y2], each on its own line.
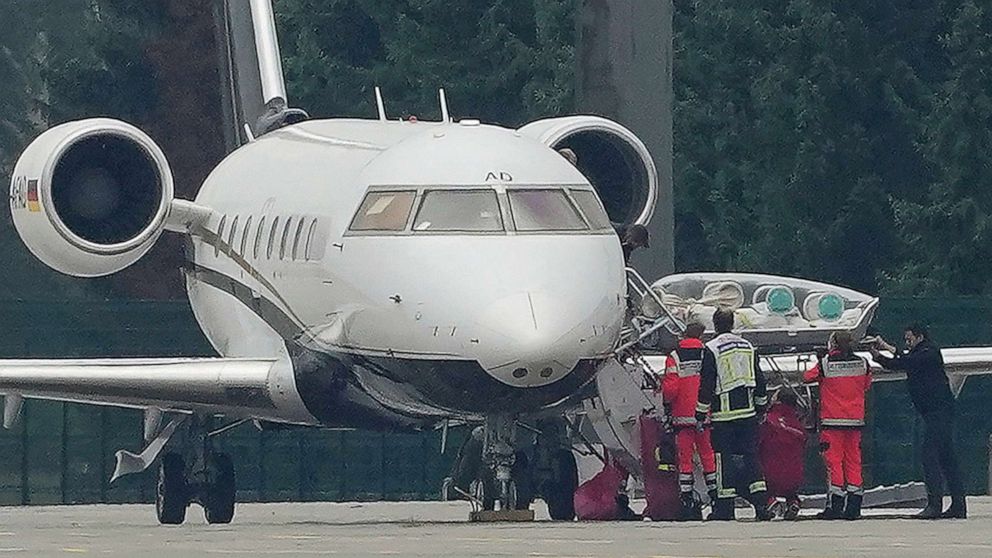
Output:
[518, 116, 658, 226]
[9, 118, 174, 277]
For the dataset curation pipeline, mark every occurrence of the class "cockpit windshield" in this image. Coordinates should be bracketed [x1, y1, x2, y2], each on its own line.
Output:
[347, 186, 613, 235]
[349, 190, 416, 231]
[413, 190, 504, 232]
[507, 189, 587, 232]
[569, 189, 612, 230]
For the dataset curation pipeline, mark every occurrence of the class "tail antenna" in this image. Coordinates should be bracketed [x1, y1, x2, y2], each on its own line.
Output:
[374, 86, 387, 121]
[439, 88, 450, 123]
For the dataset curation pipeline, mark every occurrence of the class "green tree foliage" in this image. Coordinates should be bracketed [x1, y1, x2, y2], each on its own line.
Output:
[673, 0, 992, 295]
[275, 0, 577, 125]
[887, 1, 992, 295]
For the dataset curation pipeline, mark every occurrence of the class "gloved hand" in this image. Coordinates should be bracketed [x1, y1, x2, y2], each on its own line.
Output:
[695, 411, 707, 432]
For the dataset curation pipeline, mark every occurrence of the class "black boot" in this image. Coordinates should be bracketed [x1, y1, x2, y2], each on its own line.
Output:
[746, 491, 773, 521]
[844, 494, 863, 520]
[941, 496, 967, 519]
[679, 492, 702, 521]
[816, 494, 845, 520]
[709, 498, 735, 521]
[914, 496, 943, 520]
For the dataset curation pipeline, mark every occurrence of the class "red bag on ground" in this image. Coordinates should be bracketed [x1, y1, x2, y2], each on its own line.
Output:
[639, 414, 681, 520]
[574, 454, 628, 520]
[759, 401, 807, 498]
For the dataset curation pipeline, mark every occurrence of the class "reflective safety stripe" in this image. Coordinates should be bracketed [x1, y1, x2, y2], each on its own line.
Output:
[748, 480, 767, 494]
[672, 416, 697, 426]
[696, 402, 711, 414]
[707, 334, 757, 394]
[846, 485, 864, 495]
[715, 453, 737, 498]
[704, 473, 717, 490]
[822, 417, 865, 427]
[678, 360, 702, 378]
[829, 485, 845, 497]
[823, 356, 870, 378]
[712, 407, 756, 422]
[668, 351, 702, 378]
[754, 394, 768, 407]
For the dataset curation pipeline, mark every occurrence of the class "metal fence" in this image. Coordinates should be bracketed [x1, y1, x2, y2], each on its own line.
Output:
[0, 296, 990, 504]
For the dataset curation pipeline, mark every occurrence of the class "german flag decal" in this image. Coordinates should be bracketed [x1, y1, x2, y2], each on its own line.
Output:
[26, 179, 40, 212]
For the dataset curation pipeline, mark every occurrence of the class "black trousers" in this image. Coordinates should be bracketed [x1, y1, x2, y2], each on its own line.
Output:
[921, 408, 964, 503]
[711, 417, 766, 500]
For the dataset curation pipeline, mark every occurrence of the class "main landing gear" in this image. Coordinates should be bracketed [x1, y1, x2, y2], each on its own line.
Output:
[155, 416, 237, 525]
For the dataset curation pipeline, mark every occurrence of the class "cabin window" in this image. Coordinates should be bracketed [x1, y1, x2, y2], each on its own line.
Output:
[241, 216, 253, 256]
[254, 216, 266, 260]
[412, 190, 503, 232]
[292, 218, 306, 260]
[305, 218, 320, 261]
[507, 189, 588, 232]
[215, 216, 227, 257]
[280, 217, 293, 260]
[228, 216, 239, 248]
[570, 189, 612, 230]
[267, 217, 280, 259]
[349, 190, 416, 231]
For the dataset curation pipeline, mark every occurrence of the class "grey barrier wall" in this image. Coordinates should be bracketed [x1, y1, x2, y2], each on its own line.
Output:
[0, 297, 990, 504]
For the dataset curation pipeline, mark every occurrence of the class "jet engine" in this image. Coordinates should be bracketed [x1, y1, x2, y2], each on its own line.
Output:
[518, 116, 658, 226]
[9, 118, 174, 277]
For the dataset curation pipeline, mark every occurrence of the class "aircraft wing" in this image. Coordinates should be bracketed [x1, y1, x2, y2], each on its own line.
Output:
[0, 357, 303, 424]
[762, 347, 992, 396]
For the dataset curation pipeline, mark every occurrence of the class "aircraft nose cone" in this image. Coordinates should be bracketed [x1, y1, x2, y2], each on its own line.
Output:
[472, 291, 618, 387]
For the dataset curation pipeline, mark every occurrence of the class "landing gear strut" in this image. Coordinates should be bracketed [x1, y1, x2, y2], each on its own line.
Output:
[154, 415, 237, 525]
[481, 414, 518, 512]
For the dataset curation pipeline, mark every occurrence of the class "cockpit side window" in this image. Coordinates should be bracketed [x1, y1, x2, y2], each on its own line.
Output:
[413, 190, 503, 232]
[570, 189, 612, 230]
[349, 190, 416, 232]
[507, 189, 588, 232]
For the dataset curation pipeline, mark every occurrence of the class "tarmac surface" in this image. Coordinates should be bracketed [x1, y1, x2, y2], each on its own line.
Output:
[0, 498, 990, 557]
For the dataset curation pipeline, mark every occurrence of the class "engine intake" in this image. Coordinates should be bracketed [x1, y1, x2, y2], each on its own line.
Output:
[518, 116, 657, 226]
[9, 118, 174, 277]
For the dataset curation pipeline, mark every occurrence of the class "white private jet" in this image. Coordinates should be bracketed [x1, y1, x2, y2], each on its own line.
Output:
[2, 0, 659, 523]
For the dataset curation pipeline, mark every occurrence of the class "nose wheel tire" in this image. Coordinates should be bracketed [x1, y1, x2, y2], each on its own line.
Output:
[543, 450, 578, 520]
[156, 452, 188, 525]
[203, 453, 236, 524]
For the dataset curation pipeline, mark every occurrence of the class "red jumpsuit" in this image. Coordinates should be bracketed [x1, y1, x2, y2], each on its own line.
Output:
[804, 350, 871, 498]
[759, 401, 807, 506]
[662, 338, 717, 496]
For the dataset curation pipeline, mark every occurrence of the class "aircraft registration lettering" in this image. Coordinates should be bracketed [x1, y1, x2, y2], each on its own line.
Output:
[484, 171, 513, 182]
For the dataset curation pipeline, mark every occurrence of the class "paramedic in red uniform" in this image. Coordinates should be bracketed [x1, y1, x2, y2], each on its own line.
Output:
[662, 322, 718, 519]
[804, 330, 871, 519]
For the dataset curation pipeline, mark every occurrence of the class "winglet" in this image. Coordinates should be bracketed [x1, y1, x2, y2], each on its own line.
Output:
[375, 87, 387, 121]
[439, 88, 450, 123]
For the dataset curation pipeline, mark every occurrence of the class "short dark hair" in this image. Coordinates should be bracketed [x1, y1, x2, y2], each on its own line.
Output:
[713, 308, 735, 333]
[684, 322, 706, 339]
[905, 322, 929, 340]
[832, 330, 854, 355]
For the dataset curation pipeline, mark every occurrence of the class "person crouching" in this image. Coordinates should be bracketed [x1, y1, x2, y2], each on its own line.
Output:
[759, 389, 808, 520]
[804, 331, 872, 519]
